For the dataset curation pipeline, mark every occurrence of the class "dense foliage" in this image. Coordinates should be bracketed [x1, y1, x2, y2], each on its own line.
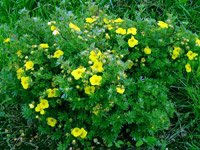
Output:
[1, 1, 200, 149]
[1, 7, 199, 148]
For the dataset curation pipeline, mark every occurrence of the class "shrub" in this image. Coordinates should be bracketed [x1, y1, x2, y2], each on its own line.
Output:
[2, 9, 199, 148]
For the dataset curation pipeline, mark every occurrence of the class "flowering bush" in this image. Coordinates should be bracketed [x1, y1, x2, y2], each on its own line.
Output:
[3, 10, 199, 148]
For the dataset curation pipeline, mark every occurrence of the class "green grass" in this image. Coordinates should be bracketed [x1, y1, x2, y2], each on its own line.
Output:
[0, 0, 200, 149]
[1, 0, 199, 33]
[97, 0, 200, 34]
[167, 77, 200, 149]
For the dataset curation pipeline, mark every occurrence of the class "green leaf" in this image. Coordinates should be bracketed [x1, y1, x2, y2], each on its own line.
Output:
[145, 136, 157, 146]
[115, 140, 124, 148]
[136, 139, 143, 147]
[107, 143, 113, 147]
[0, 111, 5, 117]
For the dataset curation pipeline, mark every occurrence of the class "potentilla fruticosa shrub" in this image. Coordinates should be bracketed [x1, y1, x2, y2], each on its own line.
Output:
[3, 11, 200, 148]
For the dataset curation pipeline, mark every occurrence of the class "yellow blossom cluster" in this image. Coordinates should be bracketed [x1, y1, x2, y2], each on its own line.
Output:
[17, 68, 24, 80]
[89, 75, 102, 86]
[88, 50, 104, 91]
[116, 28, 126, 35]
[69, 22, 81, 32]
[3, 38, 10, 43]
[53, 49, 64, 58]
[25, 61, 34, 71]
[71, 127, 87, 139]
[86, 17, 97, 23]
[84, 86, 95, 95]
[35, 99, 49, 115]
[115, 26, 138, 48]
[16, 67, 31, 89]
[89, 50, 104, 73]
[103, 17, 124, 30]
[21, 76, 31, 89]
[89, 50, 103, 62]
[184, 50, 198, 73]
[157, 21, 169, 29]
[13, 15, 200, 141]
[48, 21, 60, 35]
[172, 47, 181, 60]
[144, 47, 152, 55]
[114, 18, 124, 23]
[195, 39, 200, 46]
[186, 50, 198, 60]
[91, 61, 104, 72]
[116, 85, 125, 94]
[185, 63, 192, 73]
[116, 27, 137, 36]
[71, 67, 86, 80]
[47, 117, 57, 127]
[128, 36, 138, 48]
[39, 43, 49, 49]
[46, 88, 59, 98]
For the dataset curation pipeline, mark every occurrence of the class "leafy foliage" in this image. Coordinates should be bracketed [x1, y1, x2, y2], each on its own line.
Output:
[1, 2, 200, 149]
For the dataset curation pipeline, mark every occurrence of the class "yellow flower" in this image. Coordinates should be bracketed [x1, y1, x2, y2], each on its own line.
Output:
[186, 50, 198, 60]
[16, 68, 24, 80]
[16, 50, 22, 57]
[89, 51, 97, 62]
[29, 103, 34, 109]
[126, 60, 134, 69]
[71, 127, 82, 137]
[174, 47, 181, 53]
[172, 47, 181, 60]
[21, 77, 30, 89]
[39, 99, 49, 109]
[47, 117, 57, 127]
[106, 24, 113, 30]
[80, 128, 87, 139]
[105, 33, 110, 40]
[172, 54, 179, 60]
[114, 18, 124, 23]
[84, 86, 95, 95]
[25, 61, 34, 71]
[53, 30, 60, 35]
[51, 25, 57, 31]
[53, 49, 64, 58]
[39, 43, 49, 49]
[71, 67, 86, 80]
[71, 127, 87, 139]
[116, 28, 126, 35]
[46, 88, 59, 98]
[69, 22, 81, 32]
[3, 38, 10, 43]
[40, 110, 45, 115]
[144, 46, 152, 55]
[91, 61, 104, 72]
[86, 18, 96, 23]
[103, 18, 109, 24]
[127, 28, 137, 35]
[141, 58, 146, 63]
[35, 104, 45, 115]
[128, 36, 138, 48]
[90, 75, 102, 86]
[89, 50, 102, 62]
[196, 39, 200, 46]
[116, 86, 125, 94]
[185, 63, 192, 73]
[157, 21, 169, 28]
